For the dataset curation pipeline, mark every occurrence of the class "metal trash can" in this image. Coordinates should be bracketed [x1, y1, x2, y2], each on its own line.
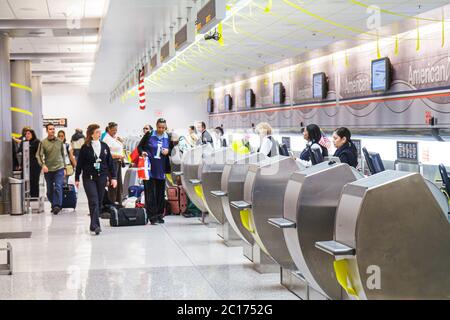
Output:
[9, 177, 25, 216]
[12, 171, 22, 179]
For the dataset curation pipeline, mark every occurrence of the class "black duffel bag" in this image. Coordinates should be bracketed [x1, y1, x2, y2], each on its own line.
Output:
[110, 207, 148, 227]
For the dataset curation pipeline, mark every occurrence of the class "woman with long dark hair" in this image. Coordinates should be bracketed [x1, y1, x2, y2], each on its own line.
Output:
[332, 127, 358, 168]
[20, 129, 41, 198]
[75, 124, 117, 235]
[57, 130, 77, 184]
[299, 124, 329, 162]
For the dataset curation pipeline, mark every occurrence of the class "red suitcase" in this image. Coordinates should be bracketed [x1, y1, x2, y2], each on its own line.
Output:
[167, 186, 187, 215]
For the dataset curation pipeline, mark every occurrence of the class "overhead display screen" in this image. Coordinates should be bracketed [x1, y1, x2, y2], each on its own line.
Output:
[371, 57, 391, 92]
[224, 94, 233, 111]
[313, 72, 327, 99]
[207, 98, 214, 113]
[245, 89, 255, 108]
[273, 82, 285, 105]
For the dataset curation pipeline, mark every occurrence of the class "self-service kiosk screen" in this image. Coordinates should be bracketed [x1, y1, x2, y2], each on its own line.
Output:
[397, 141, 419, 163]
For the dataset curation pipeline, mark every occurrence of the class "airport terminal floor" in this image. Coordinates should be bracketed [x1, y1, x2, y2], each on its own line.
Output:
[0, 189, 297, 300]
[1, 0, 450, 307]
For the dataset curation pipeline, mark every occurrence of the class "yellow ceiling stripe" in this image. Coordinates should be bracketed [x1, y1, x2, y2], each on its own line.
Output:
[253, 2, 372, 41]
[10, 107, 33, 116]
[218, 22, 225, 46]
[442, 11, 446, 48]
[10, 82, 32, 92]
[349, 0, 450, 23]
[264, 0, 272, 13]
[283, 0, 374, 36]
[416, 19, 421, 51]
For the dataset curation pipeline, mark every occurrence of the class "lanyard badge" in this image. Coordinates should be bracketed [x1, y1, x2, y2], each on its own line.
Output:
[94, 157, 102, 171]
[155, 141, 163, 159]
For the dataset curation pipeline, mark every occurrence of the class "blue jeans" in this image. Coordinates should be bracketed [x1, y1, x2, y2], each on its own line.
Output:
[44, 168, 65, 209]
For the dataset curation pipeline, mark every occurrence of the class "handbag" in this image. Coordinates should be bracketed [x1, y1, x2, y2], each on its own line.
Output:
[65, 164, 74, 176]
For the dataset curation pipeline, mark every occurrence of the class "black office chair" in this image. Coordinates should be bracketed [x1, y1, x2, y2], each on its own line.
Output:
[439, 164, 450, 198]
[309, 146, 325, 165]
[362, 147, 385, 175]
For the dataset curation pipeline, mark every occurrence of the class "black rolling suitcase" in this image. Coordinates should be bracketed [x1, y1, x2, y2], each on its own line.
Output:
[62, 184, 77, 209]
[110, 207, 148, 227]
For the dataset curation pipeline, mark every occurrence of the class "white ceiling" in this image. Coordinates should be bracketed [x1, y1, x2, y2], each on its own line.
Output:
[3, 0, 450, 90]
[1, 0, 108, 85]
[89, 0, 197, 92]
[89, 0, 450, 95]
[0, 0, 106, 19]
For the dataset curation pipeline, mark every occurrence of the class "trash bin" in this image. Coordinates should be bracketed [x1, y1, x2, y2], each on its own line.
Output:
[9, 177, 24, 216]
[12, 171, 22, 179]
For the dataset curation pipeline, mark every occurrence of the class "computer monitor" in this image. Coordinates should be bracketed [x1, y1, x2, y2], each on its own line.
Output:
[363, 147, 386, 175]
[309, 145, 324, 165]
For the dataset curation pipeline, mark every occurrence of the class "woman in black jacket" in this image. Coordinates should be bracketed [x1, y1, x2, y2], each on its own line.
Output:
[20, 129, 41, 198]
[75, 124, 117, 235]
[332, 127, 358, 168]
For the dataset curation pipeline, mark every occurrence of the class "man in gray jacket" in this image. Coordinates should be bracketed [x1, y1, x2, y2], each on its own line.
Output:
[37, 124, 66, 215]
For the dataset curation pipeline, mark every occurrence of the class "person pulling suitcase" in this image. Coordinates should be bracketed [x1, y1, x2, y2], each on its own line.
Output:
[75, 124, 117, 235]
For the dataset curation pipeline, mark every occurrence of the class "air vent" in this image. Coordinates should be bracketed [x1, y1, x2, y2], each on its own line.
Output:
[29, 31, 46, 35]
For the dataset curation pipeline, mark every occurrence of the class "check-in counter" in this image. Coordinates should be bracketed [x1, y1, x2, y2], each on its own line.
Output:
[218, 153, 268, 249]
[199, 147, 239, 225]
[179, 144, 215, 215]
[316, 170, 450, 300]
[272, 162, 363, 300]
[232, 156, 304, 271]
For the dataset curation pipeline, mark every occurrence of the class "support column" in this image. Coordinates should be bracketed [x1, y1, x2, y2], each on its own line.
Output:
[31, 76, 43, 139]
[0, 34, 12, 215]
[10, 60, 33, 138]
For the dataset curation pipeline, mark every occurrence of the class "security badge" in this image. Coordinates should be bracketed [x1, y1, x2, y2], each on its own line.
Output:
[94, 158, 102, 171]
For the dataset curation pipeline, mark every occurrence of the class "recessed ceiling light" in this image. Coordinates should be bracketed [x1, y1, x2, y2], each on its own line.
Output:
[20, 8, 37, 11]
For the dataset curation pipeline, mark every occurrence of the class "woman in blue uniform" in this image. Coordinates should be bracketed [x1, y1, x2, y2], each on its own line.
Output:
[138, 118, 170, 225]
[332, 127, 358, 168]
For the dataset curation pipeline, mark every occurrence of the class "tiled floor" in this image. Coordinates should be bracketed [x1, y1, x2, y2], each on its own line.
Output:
[0, 191, 299, 300]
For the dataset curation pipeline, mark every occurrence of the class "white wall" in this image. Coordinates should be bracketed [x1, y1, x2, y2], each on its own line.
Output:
[42, 85, 209, 138]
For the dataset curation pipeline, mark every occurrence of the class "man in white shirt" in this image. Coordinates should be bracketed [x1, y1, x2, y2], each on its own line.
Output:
[102, 122, 124, 205]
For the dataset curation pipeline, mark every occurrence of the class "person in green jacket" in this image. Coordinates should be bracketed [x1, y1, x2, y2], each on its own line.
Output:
[37, 124, 66, 215]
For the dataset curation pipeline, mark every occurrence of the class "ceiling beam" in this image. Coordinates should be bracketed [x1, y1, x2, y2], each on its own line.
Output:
[11, 52, 95, 60]
[0, 18, 100, 30]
